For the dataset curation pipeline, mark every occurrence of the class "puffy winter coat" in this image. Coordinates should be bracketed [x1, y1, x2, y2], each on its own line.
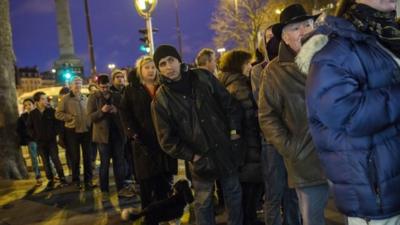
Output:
[297, 15, 400, 219]
[219, 72, 262, 183]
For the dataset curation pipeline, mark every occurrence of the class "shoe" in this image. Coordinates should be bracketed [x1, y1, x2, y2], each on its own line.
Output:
[118, 186, 136, 198]
[121, 207, 141, 221]
[101, 191, 110, 202]
[44, 181, 55, 191]
[73, 181, 82, 190]
[84, 182, 97, 190]
[35, 178, 43, 187]
[59, 178, 69, 187]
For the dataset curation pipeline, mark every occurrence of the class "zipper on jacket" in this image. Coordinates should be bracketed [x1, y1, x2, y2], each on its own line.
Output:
[375, 186, 383, 213]
[367, 152, 383, 213]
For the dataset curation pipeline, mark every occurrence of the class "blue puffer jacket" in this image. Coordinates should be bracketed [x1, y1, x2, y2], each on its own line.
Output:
[297, 15, 400, 220]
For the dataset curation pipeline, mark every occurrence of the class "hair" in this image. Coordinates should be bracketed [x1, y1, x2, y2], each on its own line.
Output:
[72, 76, 82, 82]
[88, 83, 97, 91]
[33, 91, 46, 102]
[59, 86, 70, 96]
[252, 48, 265, 66]
[335, 0, 355, 17]
[135, 55, 159, 84]
[97, 74, 110, 85]
[195, 48, 215, 67]
[23, 98, 34, 105]
[219, 49, 252, 74]
[111, 69, 126, 81]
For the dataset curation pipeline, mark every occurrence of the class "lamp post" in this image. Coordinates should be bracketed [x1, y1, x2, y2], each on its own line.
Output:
[174, 0, 183, 57]
[108, 63, 116, 71]
[134, 0, 158, 55]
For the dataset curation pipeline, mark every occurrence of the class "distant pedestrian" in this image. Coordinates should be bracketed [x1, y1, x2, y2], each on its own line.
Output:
[56, 76, 95, 190]
[17, 98, 42, 186]
[28, 91, 67, 191]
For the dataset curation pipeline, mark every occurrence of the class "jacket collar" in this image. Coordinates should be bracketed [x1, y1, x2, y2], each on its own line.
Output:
[277, 42, 297, 63]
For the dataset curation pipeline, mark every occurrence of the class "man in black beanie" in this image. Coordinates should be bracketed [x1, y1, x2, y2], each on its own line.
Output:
[151, 44, 244, 225]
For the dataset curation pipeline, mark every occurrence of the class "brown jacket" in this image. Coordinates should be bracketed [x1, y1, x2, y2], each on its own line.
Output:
[87, 91, 125, 144]
[55, 92, 90, 133]
[258, 42, 326, 188]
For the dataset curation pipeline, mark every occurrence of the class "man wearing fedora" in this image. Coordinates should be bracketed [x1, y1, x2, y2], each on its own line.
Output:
[258, 4, 328, 225]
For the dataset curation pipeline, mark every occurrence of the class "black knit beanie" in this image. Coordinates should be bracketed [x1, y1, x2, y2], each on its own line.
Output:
[97, 74, 110, 84]
[153, 45, 182, 70]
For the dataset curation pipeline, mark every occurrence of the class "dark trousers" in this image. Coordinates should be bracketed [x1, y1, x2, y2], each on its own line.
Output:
[139, 173, 172, 225]
[242, 182, 264, 225]
[37, 141, 65, 181]
[97, 137, 125, 192]
[261, 142, 301, 225]
[124, 141, 135, 181]
[65, 128, 92, 183]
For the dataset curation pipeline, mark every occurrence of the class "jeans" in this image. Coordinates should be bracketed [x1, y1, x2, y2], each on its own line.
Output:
[97, 136, 125, 192]
[192, 174, 243, 225]
[37, 141, 65, 181]
[296, 184, 329, 225]
[348, 215, 400, 225]
[65, 129, 92, 184]
[28, 141, 41, 179]
[261, 142, 301, 225]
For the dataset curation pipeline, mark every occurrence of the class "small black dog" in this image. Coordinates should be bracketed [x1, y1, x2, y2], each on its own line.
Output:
[121, 179, 194, 223]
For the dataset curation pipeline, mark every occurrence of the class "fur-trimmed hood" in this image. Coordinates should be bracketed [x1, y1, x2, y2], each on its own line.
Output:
[296, 15, 374, 75]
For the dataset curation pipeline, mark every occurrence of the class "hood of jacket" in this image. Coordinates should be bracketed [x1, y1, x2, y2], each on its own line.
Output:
[296, 15, 375, 74]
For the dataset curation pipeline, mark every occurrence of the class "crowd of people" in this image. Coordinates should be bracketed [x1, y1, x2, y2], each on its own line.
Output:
[16, 0, 400, 225]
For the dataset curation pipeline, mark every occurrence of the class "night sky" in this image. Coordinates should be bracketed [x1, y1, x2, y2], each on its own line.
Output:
[10, 0, 218, 75]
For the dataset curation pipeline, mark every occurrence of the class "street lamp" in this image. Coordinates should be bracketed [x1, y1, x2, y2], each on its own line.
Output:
[134, 0, 158, 55]
[217, 48, 226, 54]
[108, 63, 116, 70]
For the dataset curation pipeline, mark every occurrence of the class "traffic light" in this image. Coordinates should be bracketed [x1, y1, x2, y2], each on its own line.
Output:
[138, 28, 158, 53]
[59, 67, 75, 83]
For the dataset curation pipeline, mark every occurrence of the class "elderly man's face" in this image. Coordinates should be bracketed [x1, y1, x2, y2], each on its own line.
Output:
[282, 19, 314, 54]
[356, 0, 396, 12]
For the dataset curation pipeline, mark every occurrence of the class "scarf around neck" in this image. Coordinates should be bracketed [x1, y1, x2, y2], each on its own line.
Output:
[344, 3, 400, 57]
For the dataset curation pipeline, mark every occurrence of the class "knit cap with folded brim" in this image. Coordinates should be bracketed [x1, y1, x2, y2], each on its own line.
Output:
[153, 45, 182, 70]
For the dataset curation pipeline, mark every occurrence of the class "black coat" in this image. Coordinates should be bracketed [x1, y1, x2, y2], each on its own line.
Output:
[218, 72, 262, 183]
[17, 112, 33, 145]
[120, 81, 177, 180]
[27, 107, 60, 143]
[151, 69, 243, 180]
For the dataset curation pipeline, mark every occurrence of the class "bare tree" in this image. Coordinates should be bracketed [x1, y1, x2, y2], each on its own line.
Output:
[0, 0, 28, 179]
[211, 0, 336, 53]
[211, 0, 269, 53]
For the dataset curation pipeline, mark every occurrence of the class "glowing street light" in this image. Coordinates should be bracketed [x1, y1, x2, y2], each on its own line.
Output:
[51, 69, 56, 73]
[108, 63, 116, 70]
[134, 0, 158, 55]
[217, 48, 226, 54]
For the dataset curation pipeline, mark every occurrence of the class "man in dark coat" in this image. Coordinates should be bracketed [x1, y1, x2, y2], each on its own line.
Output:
[28, 91, 67, 191]
[258, 4, 328, 225]
[251, 25, 301, 225]
[151, 45, 244, 225]
[17, 98, 42, 185]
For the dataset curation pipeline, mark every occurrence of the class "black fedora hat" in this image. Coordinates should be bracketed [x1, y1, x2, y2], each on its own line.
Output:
[272, 4, 320, 40]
